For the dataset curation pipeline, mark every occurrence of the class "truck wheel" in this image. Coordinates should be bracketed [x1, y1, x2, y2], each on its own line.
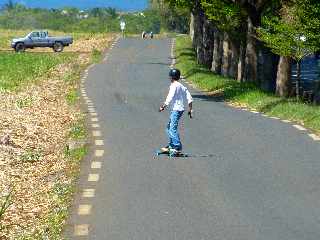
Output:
[15, 43, 25, 52]
[53, 42, 64, 52]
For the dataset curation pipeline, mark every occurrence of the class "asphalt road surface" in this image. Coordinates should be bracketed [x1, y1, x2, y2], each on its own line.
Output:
[66, 38, 320, 240]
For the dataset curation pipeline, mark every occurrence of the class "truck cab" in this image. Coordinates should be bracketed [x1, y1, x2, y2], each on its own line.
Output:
[11, 30, 73, 52]
[25, 31, 49, 47]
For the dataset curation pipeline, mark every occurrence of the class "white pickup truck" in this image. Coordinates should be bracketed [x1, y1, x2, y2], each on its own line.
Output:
[11, 30, 73, 52]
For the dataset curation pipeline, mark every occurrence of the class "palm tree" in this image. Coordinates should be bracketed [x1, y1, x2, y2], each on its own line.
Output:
[105, 7, 118, 19]
[2, 0, 15, 11]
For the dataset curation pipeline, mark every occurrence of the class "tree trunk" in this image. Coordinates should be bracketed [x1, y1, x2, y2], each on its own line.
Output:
[296, 60, 301, 100]
[237, 44, 246, 82]
[211, 29, 222, 74]
[228, 38, 240, 79]
[190, 13, 195, 42]
[190, 1, 205, 65]
[221, 32, 230, 77]
[202, 17, 215, 68]
[257, 46, 279, 92]
[243, 16, 258, 83]
[276, 56, 292, 97]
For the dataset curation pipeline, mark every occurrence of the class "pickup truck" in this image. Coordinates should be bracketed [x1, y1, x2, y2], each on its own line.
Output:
[11, 30, 73, 52]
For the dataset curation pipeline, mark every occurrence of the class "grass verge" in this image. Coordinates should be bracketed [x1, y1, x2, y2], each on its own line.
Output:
[175, 36, 320, 134]
[0, 52, 75, 91]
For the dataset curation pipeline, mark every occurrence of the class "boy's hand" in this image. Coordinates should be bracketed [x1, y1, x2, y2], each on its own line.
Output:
[188, 110, 193, 119]
[159, 105, 166, 112]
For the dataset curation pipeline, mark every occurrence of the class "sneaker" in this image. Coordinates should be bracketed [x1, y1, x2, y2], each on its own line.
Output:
[169, 149, 181, 155]
[160, 146, 170, 153]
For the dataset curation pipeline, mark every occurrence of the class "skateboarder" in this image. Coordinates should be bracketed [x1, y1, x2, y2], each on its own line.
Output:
[159, 68, 193, 155]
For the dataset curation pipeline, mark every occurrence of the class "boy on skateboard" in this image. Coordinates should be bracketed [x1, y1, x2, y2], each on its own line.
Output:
[159, 68, 193, 155]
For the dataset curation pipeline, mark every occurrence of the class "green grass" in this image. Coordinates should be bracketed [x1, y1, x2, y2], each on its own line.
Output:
[91, 48, 103, 63]
[176, 36, 320, 133]
[0, 52, 74, 91]
[69, 120, 86, 140]
[20, 150, 43, 163]
[66, 89, 79, 105]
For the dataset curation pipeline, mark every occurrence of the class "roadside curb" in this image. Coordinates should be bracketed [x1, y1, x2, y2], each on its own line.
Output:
[72, 36, 120, 238]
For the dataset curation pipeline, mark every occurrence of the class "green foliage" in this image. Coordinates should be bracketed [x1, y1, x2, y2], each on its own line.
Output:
[91, 48, 103, 63]
[150, 0, 190, 33]
[20, 150, 43, 163]
[176, 35, 320, 133]
[69, 121, 86, 140]
[0, 5, 162, 34]
[258, 0, 320, 60]
[201, 0, 244, 33]
[16, 96, 34, 108]
[65, 146, 87, 162]
[295, 0, 320, 48]
[0, 188, 13, 230]
[66, 89, 78, 105]
[122, 10, 161, 33]
[164, 0, 195, 10]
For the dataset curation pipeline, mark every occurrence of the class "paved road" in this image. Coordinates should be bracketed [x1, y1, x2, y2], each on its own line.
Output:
[66, 38, 320, 240]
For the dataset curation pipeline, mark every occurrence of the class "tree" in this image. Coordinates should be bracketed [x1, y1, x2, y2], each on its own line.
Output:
[2, 0, 15, 11]
[105, 7, 118, 19]
[258, 0, 320, 99]
[201, 0, 247, 77]
[201, 0, 244, 33]
[149, 0, 190, 33]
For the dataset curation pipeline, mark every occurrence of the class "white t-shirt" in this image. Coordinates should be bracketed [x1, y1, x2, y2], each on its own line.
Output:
[120, 22, 126, 30]
[165, 81, 193, 111]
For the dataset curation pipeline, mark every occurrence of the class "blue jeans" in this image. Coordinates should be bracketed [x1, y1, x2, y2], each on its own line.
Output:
[166, 111, 184, 151]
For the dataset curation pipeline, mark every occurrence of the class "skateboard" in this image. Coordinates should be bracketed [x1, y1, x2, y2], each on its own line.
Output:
[155, 149, 189, 158]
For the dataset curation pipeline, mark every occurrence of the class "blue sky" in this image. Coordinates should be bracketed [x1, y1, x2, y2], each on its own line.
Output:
[0, 0, 148, 11]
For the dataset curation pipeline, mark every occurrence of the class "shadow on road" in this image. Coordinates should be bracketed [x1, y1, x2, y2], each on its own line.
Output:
[192, 94, 224, 102]
[154, 153, 218, 159]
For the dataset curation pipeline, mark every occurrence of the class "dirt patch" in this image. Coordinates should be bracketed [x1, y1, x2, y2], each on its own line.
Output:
[0, 33, 115, 239]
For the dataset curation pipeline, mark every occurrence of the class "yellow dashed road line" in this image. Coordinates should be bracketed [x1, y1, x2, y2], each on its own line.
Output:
[78, 205, 92, 216]
[91, 118, 99, 122]
[82, 189, 96, 198]
[95, 140, 104, 146]
[95, 149, 105, 157]
[74, 224, 89, 236]
[92, 131, 102, 137]
[88, 174, 100, 182]
[91, 161, 102, 169]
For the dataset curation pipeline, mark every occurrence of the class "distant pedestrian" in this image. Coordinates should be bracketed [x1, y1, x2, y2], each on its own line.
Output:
[159, 68, 193, 155]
